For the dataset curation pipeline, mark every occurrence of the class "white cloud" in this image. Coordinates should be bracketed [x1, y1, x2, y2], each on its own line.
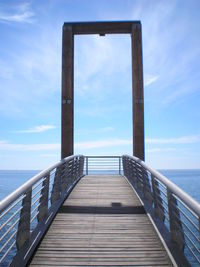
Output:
[40, 153, 58, 157]
[0, 2, 34, 23]
[0, 141, 60, 151]
[0, 138, 131, 153]
[146, 135, 200, 145]
[75, 139, 132, 150]
[127, 1, 200, 106]
[0, 26, 61, 116]
[76, 126, 114, 136]
[16, 124, 56, 133]
[146, 148, 176, 153]
[2, 134, 197, 153]
[144, 74, 158, 87]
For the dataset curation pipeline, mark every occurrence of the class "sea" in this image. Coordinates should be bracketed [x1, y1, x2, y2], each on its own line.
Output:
[0, 169, 199, 202]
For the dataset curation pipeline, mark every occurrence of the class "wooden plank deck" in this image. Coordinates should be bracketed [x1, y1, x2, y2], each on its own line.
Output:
[29, 175, 175, 266]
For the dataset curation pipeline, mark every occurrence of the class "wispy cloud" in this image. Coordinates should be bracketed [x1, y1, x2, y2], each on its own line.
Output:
[0, 2, 34, 23]
[0, 138, 131, 152]
[146, 135, 200, 145]
[76, 126, 114, 136]
[75, 34, 131, 98]
[127, 1, 200, 106]
[146, 148, 176, 153]
[16, 124, 56, 133]
[75, 139, 131, 150]
[144, 74, 158, 87]
[0, 141, 59, 151]
[40, 153, 58, 157]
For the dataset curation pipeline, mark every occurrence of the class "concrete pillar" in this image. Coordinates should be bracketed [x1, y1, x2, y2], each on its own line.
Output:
[61, 25, 74, 159]
[131, 23, 145, 160]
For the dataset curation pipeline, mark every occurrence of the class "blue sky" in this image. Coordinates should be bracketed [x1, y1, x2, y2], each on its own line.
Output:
[0, 0, 200, 169]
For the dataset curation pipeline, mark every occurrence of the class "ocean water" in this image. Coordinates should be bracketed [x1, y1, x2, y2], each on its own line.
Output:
[159, 169, 200, 203]
[0, 169, 199, 202]
[0, 170, 40, 200]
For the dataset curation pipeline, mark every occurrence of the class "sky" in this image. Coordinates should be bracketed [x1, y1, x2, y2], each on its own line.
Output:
[0, 0, 200, 170]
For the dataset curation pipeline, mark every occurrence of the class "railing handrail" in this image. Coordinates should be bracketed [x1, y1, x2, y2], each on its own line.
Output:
[123, 154, 200, 216]
[84, 156, 122, 175]
[0, 155, 83, 213]
[85, 155, 121, 158]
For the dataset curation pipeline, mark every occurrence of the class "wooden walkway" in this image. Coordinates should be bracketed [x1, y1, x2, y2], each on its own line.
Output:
[29, 175, 175, 266]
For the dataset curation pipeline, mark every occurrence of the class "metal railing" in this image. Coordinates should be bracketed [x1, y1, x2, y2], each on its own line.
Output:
[84, 156, 123, 175]
[0, 155, 84, 267]
[122, 155, 200, 267]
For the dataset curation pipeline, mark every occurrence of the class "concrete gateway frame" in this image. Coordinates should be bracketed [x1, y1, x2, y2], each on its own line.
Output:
[61, 21, 145, 160]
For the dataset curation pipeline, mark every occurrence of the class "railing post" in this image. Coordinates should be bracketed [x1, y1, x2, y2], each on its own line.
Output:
[76, 157, 80, 178]
[151, 175, 165, 221]
[167, 189, 185, 251]
[75, 156, 79, 179]
[73, 156, 77, 180]
[86, 157, 88, 175]
[68, 159, 73, 183]
[119, 157, 121, 175]
[122, 156, 126, 177]
[123, 157, 136, 186]
[126, 157, 129, 178]
[142, 168, 152, 204]
[129, 159, 135, 185]
[16, 189, 32, 250]
[37, 174, 50, 222]
[51, 165, 63, 205]
[135, 163, 142, 190]
[75, 156, 80, 180]
[60, 160, 69, 196]
[126, 158, 135, 184]
[128, 158, 132, 181]
[71, 157, 75, 180]
[79, 156, 84, 177]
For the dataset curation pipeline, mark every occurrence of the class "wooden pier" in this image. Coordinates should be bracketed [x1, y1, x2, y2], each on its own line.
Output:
[29, 175, 175, 266]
